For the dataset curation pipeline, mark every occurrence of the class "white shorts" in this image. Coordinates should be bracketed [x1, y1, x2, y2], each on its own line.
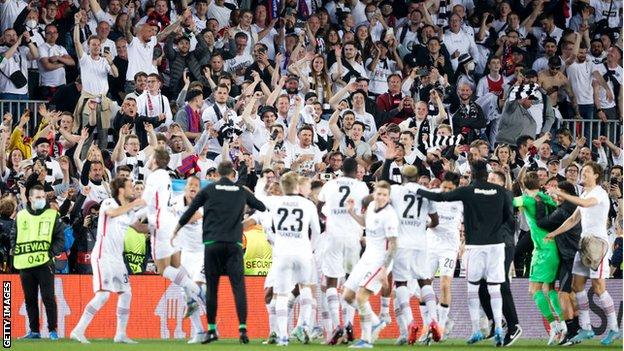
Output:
[393, 248, 429, 281]
[272, 255, 314, 294]
[321, 234, 360, 279]
[92, 258, 130, 293]
[150, 215, 177, 260]
[264, 264, 276, 289]
[464, 244, 505, 283]
[344, 259, 388, 295]
[427, 249, 458, 278]
[572, 250, 610, 279]
[181, 250, 205, 283]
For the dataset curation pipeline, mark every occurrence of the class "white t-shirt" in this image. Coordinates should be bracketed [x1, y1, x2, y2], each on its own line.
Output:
[329, 59, 368, 92]
[126, 36, 158, 81]
[93, 198, 138, 260]
[428, 194, 463, 253]
[265, 195, 320, 258]
[318, 176, 370, 238]
[0, 46, 29, 94]
[579, 185, 610, 240]
[354, 111, 377, 141]
[365, 57, 398, 95]
[136, 92, 172, 123]
[207, 2, 231, 29]
[171, 194, 203, 253]
[590, 0, 622, 28]
[390, 182, 436, 250]
[566, 61, 595, 105]
[284, 141, 324, 173]
[142, 168, 174, 224]
[0, 0, 26, 32]
[78, 52, 112, 95]
[361, 203, 399, 263]
[593, 63, 622, 110]
[38, 43, 69, 87]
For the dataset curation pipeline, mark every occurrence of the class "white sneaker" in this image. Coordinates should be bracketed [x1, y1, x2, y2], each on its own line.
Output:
[547, 321, 559, 345]
[188, 331, 207, 344]
[70, 330, 90, 344]
[444, 318, 455, 340]
[114, 334, 138, 344]
[557, 321, 567, 344]
[380, 312, 392, 325]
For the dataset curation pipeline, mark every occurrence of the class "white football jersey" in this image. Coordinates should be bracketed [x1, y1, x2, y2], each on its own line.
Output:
[579, 185, 610, 240]
[390, 183, 436, 250]
[92, 198, 138, 261]
[266, 195, 320, 257]
[318, 177, 370, 237]
[361, 203, 399, 262]
[171, 194, 203, 253]
[142, 169, 174, 224]
[427, 193, 463, 253]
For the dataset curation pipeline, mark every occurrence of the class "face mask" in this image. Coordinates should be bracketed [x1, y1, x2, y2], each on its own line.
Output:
[26, 19, 37, 29]
[465, 61, 475, 72]
[32, 199, 46, 210]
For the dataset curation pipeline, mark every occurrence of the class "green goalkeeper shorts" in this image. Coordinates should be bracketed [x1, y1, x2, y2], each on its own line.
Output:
[529, 249, 560, 283]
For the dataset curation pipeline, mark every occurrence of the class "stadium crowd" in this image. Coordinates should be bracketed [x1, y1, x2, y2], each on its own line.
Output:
[0, 0, 622, 345]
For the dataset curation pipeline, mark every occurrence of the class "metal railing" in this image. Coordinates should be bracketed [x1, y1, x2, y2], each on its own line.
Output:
[559, 119, 622, 147]
[0, 99, 48, 135]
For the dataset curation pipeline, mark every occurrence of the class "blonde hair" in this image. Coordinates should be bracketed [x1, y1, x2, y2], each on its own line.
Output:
[280, 171, 300, 194]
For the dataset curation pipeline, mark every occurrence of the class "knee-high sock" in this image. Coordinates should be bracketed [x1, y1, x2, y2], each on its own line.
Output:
[393, 292, 406, 336]
[115, 291, 132, 337]
[533, 290, 554, 322]
[419, 302, 429, 326]
[74, 291, 110, 334]
[267, 299, 277, 334]
[358, 301, 373, 343]
[276, 295, 289, 339]
[298, 287, 313, 328]
[598, 291, 619, 331]
[326, 288, 341, 327]
[438, 303, 450, 328]
[396, 286, 413, 326]
[287, 293, 297, 332]
[190, 309, 205, 335]
[421, 285, 438, 323]
[575, 290, 591, 330]
[320, 291, 333, 334]
[380, 297, 390, 316]
[163, 266, 200, 297]
[547, 290, 562, 319]
[467, 283, 481, 333]
[487, 284, 502, 330]
[342, 298, 356, 326]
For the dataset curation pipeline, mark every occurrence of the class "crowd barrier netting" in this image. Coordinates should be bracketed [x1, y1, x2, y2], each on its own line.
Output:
[4, 275, 622, 340]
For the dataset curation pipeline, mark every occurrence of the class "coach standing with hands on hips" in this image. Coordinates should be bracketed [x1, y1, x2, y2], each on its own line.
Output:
[10, 185, 66, 340]
[172, 161, 266, 344]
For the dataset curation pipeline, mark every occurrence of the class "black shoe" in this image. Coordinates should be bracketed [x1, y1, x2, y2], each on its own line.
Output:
[201, 330, 218, 344]
[345, 323, 355, 343]
[486, 323, 496, 340]
[559, 333, 580, 346]
[329, 326, 344, 345]
[504, 325, 522, 347]
[239, 328, 249, 344]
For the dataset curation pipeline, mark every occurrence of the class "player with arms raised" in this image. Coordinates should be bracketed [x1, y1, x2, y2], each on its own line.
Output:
[318, 158, 370, 344]
[70, 178, 144, 344]
[144, 148, 202, 315]
[265, 172, 321, 346]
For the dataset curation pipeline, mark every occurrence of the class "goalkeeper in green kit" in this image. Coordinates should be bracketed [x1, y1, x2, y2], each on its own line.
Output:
[513, 172, 566, 346]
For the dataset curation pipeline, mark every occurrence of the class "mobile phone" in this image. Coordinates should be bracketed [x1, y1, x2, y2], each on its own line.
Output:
[321, 173, 333, 181]
[610, 177, 619, 186]
[103, 47, 110, 54]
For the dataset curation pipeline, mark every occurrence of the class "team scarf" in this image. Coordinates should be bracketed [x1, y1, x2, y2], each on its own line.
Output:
[184, 105, 201, 133]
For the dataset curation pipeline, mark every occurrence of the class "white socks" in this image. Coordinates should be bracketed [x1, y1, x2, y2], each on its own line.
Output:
[380, 297, 390, 316]
[487, 284, 503, 330]
[298, 287, 313, 329]
[576, 290, 591, 330]
[276, 295, 289, 339]
[395, 285, 413, 326]
[326, 288, 341, 328]
[267, 299, 277, 334]
[342, 298, 356, 326]
[74, 291, 110, 334]
[598, 291, 619, 331]
[438, 304, 450, 328]
[421, 285, 438, 323]
[467, 283, 481, 333]
[115, 291, 132, 337]
[163, 266, 200, 297]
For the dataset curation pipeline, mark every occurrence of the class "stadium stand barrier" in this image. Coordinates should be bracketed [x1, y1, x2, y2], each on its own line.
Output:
[0, 99, 48, 135]
[4, 275, 621, 340]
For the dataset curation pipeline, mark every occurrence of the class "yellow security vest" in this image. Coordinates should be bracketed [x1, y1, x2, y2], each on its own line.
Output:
[123, 227, 147, 274]
[14, 209, 57, 269]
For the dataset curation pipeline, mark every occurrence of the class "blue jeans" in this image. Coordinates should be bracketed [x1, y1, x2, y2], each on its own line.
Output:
[577, 104, 594, 120]
[0, 93, 29, 122]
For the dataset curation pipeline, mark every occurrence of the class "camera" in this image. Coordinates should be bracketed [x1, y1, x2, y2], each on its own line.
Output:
[321, 173, 333, 181]
[270, 129, 279, 140]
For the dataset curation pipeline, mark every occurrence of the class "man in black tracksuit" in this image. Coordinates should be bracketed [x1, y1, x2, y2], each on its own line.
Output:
[174, 161, 266, 344]
[416, 160, 511, 346]
[478, 171, 521, 346]
[535, 181, 582, 345]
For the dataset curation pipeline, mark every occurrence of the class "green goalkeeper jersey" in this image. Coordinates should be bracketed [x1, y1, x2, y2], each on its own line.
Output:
[513, 192, 558, 252]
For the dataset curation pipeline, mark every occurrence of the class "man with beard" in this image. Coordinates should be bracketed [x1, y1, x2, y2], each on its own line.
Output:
[566, 42, 597, 120]
[225, 32, 253, 85]
[175, 89, 205, 141]
[112, 122, 157, 182]
[80, 160, 111, 204]
[588, 38, 607, 65]
[450, 84, 486, 145]
[244, 43, 274, 86]
[124, 72, 148, 101]
[0, 29, 39, 102]
[532, 38, 562, 73]
[31, 137, 63, 183]
[109, 38, 129, 104]
[112, 97, 164, 148]
[329, 41, 368, 92]
[166, 21, 210, 95]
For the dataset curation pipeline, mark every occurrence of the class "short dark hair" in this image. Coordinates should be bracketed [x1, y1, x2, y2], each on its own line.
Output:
[516, 135, 533, 148]
[29, 184, 45, 197]
[342, 157, 358, 176]
[154, 147, 170, 169]
[218, 160, 235, 177]
[523, 171, 540, 190]
[443, 171, 461, 186]
[111, 177, 129, 199]
[116, 165, 132, 174]
[490, 171, 506, 184]
[234, 31, 248, 41]
[298, 124, 314, 135]
[557, 180, 577, 196]
[470, 160, 488, 181]
[582, 161, 604, 184]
